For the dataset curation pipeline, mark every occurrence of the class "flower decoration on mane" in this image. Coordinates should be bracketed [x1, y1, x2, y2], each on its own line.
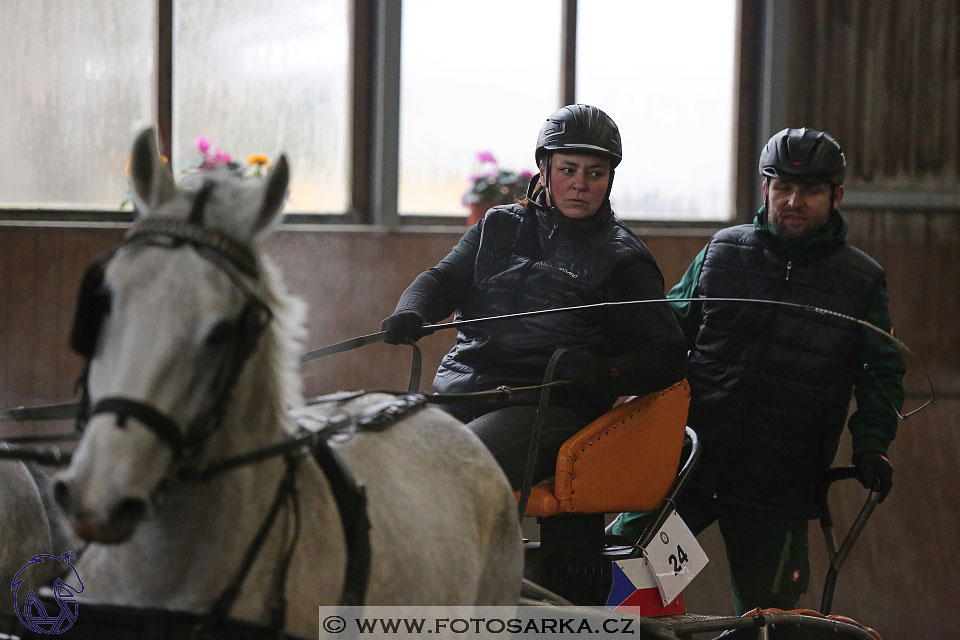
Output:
[187, 135, 272, 179]
[462, 151, 532, 207]
[120, 136, 273, 210]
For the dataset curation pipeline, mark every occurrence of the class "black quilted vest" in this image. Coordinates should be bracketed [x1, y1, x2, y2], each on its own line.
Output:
[433, 203, 660, 418]
[689, 221, 885, 515]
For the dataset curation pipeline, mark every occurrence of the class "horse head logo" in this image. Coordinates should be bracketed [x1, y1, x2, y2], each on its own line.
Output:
[11, 552, 84, 635]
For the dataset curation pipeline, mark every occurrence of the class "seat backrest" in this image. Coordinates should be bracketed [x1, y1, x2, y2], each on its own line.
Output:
[552, 379, 690, 514]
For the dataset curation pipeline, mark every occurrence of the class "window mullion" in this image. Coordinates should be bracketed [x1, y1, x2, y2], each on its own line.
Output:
[156, 0, 173, 162]
[561, 0, 577, 105]
[754, 0, 794, 213]
[369, 0, 402, 228]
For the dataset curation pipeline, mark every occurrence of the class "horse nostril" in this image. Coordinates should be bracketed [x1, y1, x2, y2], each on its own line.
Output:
[112, 498, 147, 527]
[54, 480, 72, 513]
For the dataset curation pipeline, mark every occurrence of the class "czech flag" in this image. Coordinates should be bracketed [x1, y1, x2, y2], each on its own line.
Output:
[605, 558, 685, 616]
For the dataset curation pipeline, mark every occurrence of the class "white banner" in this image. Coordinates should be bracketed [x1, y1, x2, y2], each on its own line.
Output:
[642, 509, 709, 605]
[318, 605, 663, 639]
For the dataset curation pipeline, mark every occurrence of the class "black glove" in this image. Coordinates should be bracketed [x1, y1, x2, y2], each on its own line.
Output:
[553, 349, 604, 394]
[380, 310, 430, 345]
[853, 452, 894, 501]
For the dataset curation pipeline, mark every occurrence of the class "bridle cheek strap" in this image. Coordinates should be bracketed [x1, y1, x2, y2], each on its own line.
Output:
[88, 397, 187, 457]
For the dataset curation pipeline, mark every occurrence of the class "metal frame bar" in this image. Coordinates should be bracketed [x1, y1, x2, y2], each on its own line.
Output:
[841, 188, 960, 211]
[733, 0, 764, 221]
[560, 0, 577, 106]
[367, 0, 402, 228]
[155, 0, 173, 162]
[348, 0, 374, 222]
[751, 0, 795, 215]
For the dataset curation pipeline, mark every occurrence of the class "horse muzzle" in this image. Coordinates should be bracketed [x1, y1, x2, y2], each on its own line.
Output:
[54, 476, 148, 544]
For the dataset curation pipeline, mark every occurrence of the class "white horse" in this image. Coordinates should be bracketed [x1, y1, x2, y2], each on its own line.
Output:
[0, 460, 52, 591]
[53, 129, 523, 637]
[0, 460, 74, 589]
[0, 456, 80, 639]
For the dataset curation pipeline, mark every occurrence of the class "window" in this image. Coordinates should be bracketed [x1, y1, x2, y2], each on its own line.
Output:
[1, 2, 738, 222]
[173, 0, 349, 213]
[0, 1, 154, 209]
[577, 0, 737, 220]
[398, 0, 561, 216]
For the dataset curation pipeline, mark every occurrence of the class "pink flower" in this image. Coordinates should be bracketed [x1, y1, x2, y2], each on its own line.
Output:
[196, 135, 211, 153]
[521, 169, 534, 179]
[475, 150, 496, 164]
[214, 148, 231, 164]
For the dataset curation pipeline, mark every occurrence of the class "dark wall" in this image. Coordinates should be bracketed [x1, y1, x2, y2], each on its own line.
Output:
[1, 213, 957, 637]
[679, 0, 960, 634]
[0, 224, 705, 407]
[789, 0, 960, 187]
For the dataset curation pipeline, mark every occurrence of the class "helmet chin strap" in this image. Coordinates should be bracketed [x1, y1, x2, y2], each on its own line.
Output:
[542, 155, 553, 205]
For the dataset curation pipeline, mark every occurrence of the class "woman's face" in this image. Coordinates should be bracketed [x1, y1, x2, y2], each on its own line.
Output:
[544, 152, 611, 219]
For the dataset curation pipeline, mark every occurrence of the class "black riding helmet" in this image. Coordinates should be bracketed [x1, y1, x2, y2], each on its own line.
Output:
[759, 127, 846, 186]
[532, 104, 622, 205]
[536, 104, 623, 167]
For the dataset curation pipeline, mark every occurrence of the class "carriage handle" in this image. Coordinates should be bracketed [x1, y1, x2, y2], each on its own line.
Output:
[815, 465, 882, 615]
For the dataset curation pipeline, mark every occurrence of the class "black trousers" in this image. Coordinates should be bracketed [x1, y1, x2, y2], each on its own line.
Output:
[446, 404, 590, 490]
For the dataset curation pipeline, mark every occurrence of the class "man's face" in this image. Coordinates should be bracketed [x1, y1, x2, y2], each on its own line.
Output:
[543, 152, 611, 219]
[764, 178, 844, 239]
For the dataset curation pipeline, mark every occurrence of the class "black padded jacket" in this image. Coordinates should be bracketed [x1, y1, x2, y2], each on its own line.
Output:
[687, 215, 890, 515]
[392, 199, 687, 419]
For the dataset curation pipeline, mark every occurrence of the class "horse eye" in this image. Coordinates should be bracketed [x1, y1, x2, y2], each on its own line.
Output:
[204, 320, 235, 346]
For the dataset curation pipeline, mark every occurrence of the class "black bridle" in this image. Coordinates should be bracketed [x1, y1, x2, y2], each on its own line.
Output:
[63, 206, 376, 629]
[73, 214, 272, 461]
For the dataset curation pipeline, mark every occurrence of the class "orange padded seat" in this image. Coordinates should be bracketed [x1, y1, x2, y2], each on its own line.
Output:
[518, 380, 690, 518]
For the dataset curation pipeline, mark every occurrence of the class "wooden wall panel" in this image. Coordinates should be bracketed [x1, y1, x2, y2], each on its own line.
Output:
[791, 0, 960, 187]
[0, 213, 957, 636]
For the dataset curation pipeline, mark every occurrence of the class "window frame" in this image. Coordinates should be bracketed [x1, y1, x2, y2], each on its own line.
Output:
[0, 0, 755, 230]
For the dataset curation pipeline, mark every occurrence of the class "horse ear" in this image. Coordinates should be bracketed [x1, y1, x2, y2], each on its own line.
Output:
[252, 154, 289, 235]
[129, 128, 176, 215]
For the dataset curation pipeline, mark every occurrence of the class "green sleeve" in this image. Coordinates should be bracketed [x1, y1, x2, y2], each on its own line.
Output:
[847, 283, 906, 457]
[666, 244, 708, 347]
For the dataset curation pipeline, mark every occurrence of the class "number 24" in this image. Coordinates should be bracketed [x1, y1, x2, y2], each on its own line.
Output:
[668, 545, 689, 575]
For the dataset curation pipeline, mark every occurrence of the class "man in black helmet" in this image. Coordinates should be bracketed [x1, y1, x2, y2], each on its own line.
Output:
[613, 127, 905, 613]
[380, 104, 686, 488]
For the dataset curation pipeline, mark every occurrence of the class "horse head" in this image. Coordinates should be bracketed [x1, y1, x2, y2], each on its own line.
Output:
[55, 128, 295, 543]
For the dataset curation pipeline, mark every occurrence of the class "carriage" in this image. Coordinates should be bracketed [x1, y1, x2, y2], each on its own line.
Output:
[0, 130, 887, 640]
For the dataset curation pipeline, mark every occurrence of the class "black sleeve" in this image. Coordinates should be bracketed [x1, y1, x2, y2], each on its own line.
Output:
[393, 221, 481, 322]
[599, 256, 689, 396]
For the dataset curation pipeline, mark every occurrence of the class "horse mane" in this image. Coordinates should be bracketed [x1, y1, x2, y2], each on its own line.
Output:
[251, 253, 307, 433]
